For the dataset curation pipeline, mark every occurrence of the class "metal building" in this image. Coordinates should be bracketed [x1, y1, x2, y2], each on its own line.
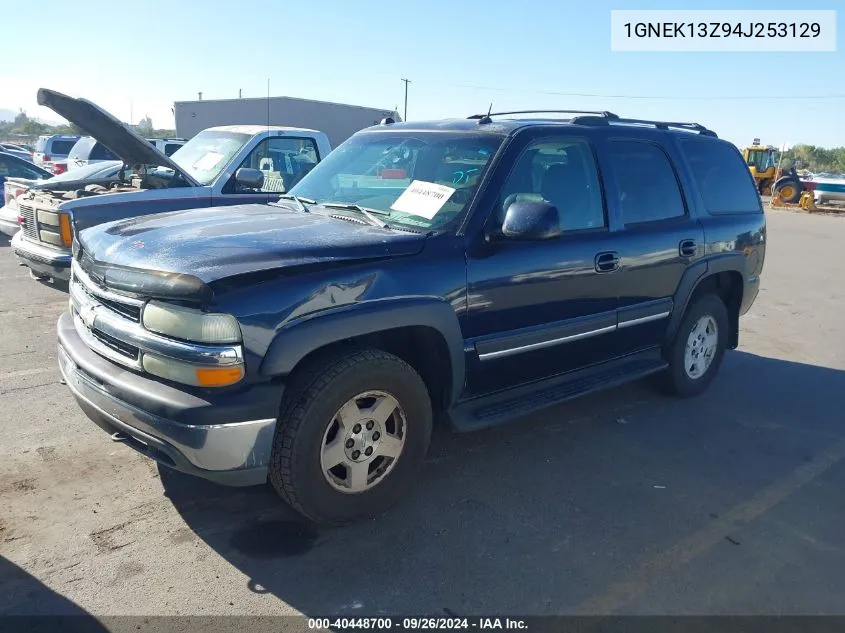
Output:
[173, 96, 402, 148]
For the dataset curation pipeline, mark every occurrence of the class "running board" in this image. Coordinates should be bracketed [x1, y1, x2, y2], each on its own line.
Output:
[449, 351, 667, 432]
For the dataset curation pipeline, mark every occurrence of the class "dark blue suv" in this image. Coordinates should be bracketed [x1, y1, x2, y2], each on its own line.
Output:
[58, 110, 766, 523]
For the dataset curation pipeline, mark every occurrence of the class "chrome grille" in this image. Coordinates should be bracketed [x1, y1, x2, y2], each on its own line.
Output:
[19, 203, 38, 241]
[69, 259, 244, 374]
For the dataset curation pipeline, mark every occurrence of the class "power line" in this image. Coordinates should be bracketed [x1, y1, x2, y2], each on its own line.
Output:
[427, 81, 845, 101]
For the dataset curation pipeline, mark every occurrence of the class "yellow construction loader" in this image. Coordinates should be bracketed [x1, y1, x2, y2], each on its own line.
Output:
[742, 139, 805, 203]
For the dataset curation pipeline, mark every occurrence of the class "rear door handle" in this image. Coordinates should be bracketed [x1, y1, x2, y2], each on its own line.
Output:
[679, 239, 697, 258]
[595, 251, 620, 273]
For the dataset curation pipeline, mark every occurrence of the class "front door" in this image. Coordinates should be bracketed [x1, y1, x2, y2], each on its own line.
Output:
[464, 132, 624, 397]
[213, 136, 321, 206]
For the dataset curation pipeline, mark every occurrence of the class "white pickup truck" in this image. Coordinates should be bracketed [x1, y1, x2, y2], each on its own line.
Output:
[11, 88, 332, 283]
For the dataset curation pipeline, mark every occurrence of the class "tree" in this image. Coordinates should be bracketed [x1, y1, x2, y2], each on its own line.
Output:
[13, 109, 28, 127]
[20, 119, 50, 136]
[137, 115, 153, 137]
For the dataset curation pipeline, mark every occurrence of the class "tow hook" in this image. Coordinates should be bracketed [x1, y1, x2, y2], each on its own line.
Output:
[110, 432, 128, 442]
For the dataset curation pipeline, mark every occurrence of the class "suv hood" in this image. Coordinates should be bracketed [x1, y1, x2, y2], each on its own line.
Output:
[37, 88, 198, 186]
[77, 204, 426, 292]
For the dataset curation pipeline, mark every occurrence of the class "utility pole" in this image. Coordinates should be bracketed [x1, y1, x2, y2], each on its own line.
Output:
[401, 78, 411, 121]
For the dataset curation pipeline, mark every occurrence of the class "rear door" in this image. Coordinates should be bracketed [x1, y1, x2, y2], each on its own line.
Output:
[601, 137, 705, 354]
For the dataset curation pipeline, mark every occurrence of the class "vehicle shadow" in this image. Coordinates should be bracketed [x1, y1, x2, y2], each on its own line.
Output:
[0, 556, 109, 630]
[159, 350, 845, 616]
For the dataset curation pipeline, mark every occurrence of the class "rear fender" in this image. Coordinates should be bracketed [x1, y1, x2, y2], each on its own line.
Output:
[666, 253, 747, 342]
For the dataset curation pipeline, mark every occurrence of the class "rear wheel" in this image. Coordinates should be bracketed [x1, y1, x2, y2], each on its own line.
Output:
[660, 294, 728, 398]
[268, 348, 433, 524]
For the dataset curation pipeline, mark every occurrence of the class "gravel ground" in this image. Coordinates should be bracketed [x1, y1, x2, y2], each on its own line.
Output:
[1, 208, 844, 618]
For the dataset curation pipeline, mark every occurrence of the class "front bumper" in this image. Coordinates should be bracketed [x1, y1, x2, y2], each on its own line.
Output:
[57, 311, 281, 486]
[11, 231, 72, 281]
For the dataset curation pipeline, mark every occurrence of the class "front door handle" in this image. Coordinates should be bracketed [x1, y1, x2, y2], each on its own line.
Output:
[595, 251, 620, 273]
[679, 239, 697, 258]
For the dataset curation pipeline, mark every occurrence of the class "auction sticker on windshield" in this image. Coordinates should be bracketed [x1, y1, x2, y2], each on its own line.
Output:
[390, 180, 456, 219]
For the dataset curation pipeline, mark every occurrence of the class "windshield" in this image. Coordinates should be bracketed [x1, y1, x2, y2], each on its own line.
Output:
[289, 132, 503, 231]
[746, 149, 776, 170]
[169, 130, 251, 185]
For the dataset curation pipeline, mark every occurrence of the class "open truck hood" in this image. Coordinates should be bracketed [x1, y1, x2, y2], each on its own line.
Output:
[37, 88, 198, 186]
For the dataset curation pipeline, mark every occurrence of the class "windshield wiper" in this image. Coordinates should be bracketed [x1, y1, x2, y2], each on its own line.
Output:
[321, 202, 390, 228]
[276, 194, 316, 213]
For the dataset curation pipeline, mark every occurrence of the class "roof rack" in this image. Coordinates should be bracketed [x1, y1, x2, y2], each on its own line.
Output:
[467, 109, 716, 137]
[469, 109, 620, 123]
[570, 115, 717, 137]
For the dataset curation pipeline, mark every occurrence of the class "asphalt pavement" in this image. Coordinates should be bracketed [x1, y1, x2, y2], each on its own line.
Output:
[1, 209, 844, 617]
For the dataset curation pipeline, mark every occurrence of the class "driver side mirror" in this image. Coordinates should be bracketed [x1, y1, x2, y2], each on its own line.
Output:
[500, 201, 561, 241]
[234, 167, 264, 189]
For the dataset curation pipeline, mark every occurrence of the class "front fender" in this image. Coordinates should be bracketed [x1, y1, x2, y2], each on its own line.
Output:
[260, 297, 465, 406]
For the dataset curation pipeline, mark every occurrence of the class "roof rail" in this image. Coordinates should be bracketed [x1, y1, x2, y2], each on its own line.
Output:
[571, 115, 717, 137]
[469, 109, 620, 123]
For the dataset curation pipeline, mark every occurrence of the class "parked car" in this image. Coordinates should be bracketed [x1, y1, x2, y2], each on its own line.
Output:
[1, 160, 127, 237]
[57, 110, 767, 524]
[0, 153, 51, 236]
[32, 134, 80, 173]
[12, 88, 331, 283]
[0, 143, 34, 162]
[66, 136, 119, 170]
[147, 138, 187, 156]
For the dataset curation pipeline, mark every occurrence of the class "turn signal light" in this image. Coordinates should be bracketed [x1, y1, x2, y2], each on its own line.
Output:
[195, 366, 245, 387]
[59, 214, 73, 247]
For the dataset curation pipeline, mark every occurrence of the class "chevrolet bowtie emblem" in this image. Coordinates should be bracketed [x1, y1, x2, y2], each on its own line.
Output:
[79, 303, 99, 330]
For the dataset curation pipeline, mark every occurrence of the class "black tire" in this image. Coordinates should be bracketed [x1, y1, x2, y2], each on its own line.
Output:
[660, 294, 729, 398]
[268, 348, 433, 524]
[774, 178, 802, 203]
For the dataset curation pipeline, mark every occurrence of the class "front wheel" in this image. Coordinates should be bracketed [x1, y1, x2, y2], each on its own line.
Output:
[660, 294, 729, 398]
[774, 179, 802, 203]
[268, 348, 433, 524]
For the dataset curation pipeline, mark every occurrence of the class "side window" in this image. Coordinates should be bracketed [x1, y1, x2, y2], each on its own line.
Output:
[679, 139, 762, 214]
[90, 143, 117, 160]
[496, 137, 606, 231]
[164, 144, 181, 157]
[606, 141, 685, 224]
[0, 158, 8, 176]
[233, 137, 319, 193]
[8, 160, 42, 179]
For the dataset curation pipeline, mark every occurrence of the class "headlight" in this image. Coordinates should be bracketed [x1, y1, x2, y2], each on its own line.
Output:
[142, 301, 241, 344]
[142, 353, 244, 388]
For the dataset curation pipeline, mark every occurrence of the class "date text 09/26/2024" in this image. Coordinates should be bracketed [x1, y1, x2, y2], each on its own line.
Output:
[308, 618, 528, 630]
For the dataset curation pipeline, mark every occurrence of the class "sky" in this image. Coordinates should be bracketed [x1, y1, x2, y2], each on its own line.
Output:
[1, 0, 843, 149]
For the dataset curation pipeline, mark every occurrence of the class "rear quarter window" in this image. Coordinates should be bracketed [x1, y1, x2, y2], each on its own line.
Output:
[90, 143, 117, 160]
[50, 140, 78, 155]
[679, 139, 762, 214]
